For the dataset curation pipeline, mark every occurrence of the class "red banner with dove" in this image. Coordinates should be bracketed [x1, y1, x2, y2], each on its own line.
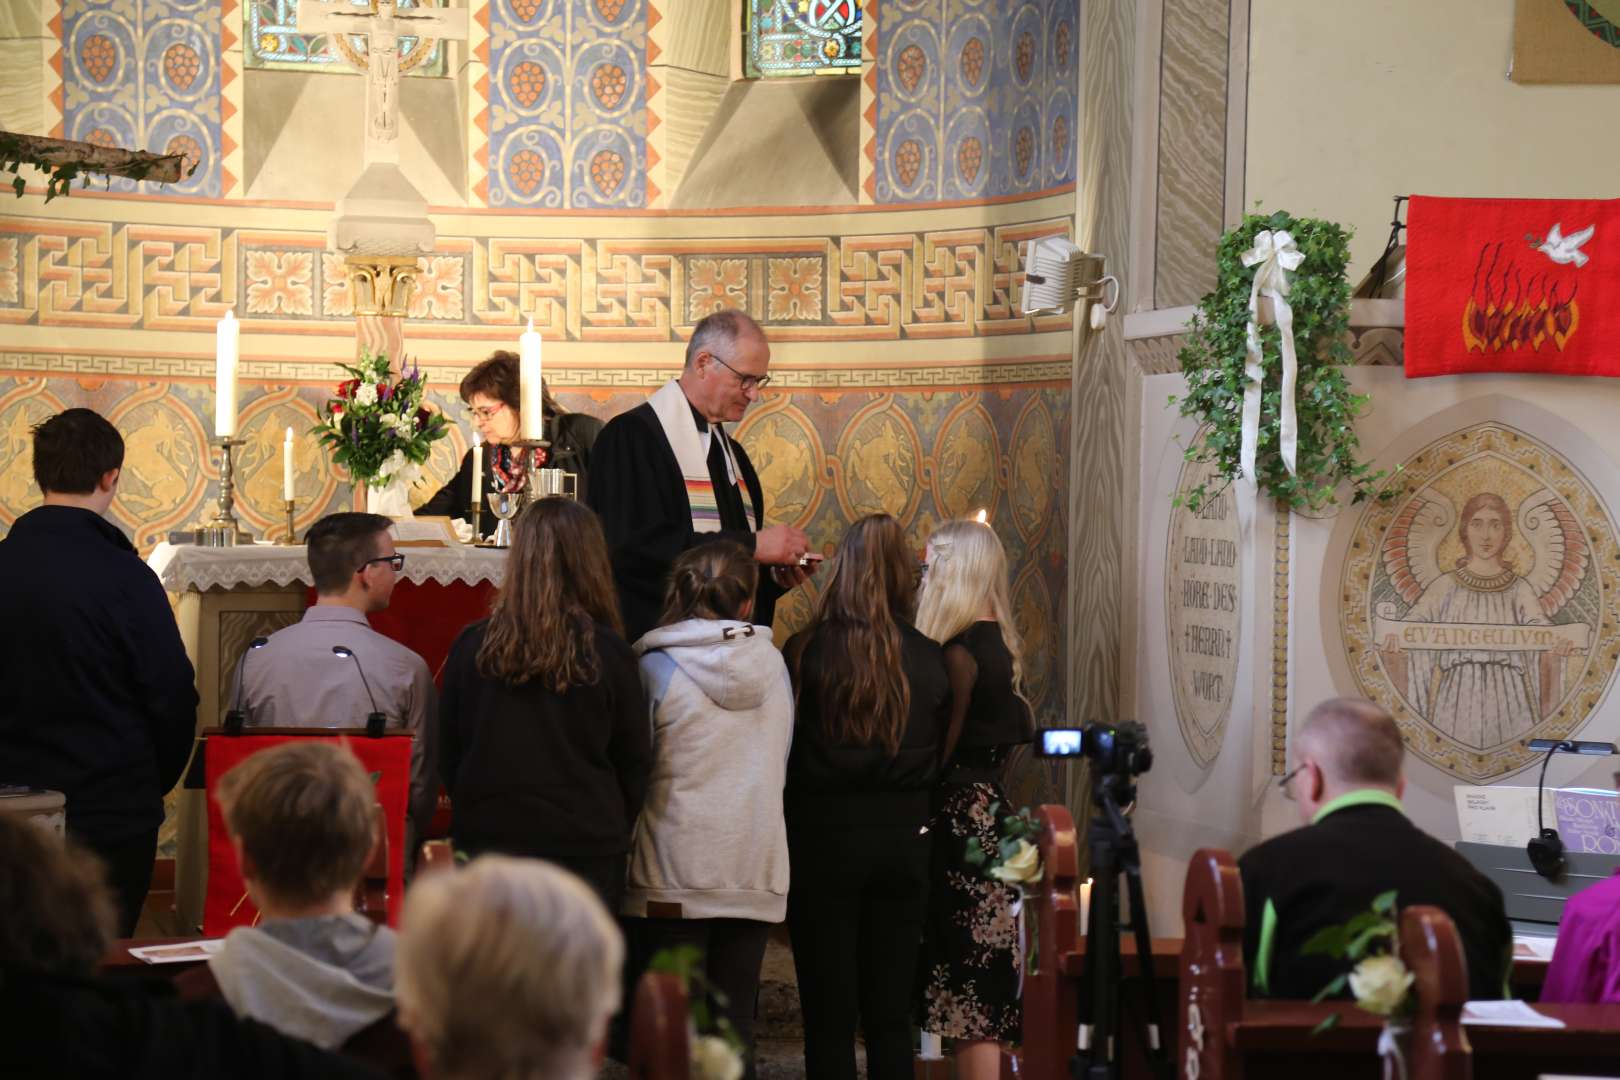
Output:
[1405, 195, 1615, 377]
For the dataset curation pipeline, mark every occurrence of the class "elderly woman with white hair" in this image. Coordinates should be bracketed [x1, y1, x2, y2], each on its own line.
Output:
[395, 856, 625, 1080]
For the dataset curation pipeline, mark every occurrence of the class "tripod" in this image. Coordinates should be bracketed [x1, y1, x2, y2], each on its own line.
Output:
[1071, 773, 1173, 1080]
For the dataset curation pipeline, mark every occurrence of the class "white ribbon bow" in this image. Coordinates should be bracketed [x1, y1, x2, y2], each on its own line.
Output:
[1238, 229, 1305, 486]
[1377, 1022, 1409, 1080]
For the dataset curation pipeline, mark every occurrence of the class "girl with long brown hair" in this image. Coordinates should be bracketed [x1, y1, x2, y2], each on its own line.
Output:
[438, 497, 651, 912]
[623, 540, 794, 1080]
[783, 513, 950, 1080]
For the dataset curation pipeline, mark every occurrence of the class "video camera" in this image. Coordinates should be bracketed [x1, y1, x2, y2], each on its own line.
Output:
[1033, 721, 1153, 780]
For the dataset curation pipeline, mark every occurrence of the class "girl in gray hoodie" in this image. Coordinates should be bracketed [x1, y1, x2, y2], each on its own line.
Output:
[623, 540, 795, 1078]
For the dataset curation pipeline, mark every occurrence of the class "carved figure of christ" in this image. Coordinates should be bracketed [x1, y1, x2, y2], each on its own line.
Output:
[295, 0, 468, 166]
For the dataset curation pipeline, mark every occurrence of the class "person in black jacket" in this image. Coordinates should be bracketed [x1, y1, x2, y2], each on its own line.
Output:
[1239, 697, 1511, 1002]
[784, 513, 950, 1080]
[0, 408, 198, 935]
[418, 350, 603, 519]
[438, 497, 652, 913]
[586, 310, 813, 644]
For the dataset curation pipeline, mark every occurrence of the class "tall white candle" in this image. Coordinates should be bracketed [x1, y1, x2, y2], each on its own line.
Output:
[283, 426, 296, 501]
[215, 309, 239, 438]
[1079, 877, 1093, 938]
[519, 317, 544, 441]
[471, 433, 483, 508]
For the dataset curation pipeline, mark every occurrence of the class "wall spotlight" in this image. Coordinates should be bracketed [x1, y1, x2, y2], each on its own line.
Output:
[1019, 236, 1121, 328]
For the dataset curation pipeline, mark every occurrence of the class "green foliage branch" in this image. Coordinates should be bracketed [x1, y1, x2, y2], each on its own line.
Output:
[1171, 210, 1391, 512]
[0, 130, 195, 202]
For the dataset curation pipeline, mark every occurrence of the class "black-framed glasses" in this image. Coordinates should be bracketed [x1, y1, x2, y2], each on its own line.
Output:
[706, 351, 772, 391]
[361, 554, 406, 572]
[1278, 762, 1306, 801]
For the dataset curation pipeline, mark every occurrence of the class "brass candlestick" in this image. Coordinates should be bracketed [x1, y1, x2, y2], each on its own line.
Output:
[195, 437, 253, 546]
[277, 499, 302, 546]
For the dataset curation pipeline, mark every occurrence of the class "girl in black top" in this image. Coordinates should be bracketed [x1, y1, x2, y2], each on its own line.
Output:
[913, 519, 1035, 1080]
[438, 497, 651, 913]
[418, 351, 603, 519]
[784, 514, 949, 1080]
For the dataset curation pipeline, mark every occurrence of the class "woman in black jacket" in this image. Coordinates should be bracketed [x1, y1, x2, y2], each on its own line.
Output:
[784, 513, 949, 1080]
[418, 350, 603, 518]
[438, 497, 651, 912]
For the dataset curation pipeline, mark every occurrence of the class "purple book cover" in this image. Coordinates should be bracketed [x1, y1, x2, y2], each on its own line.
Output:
[1554, 789, 1620, 855]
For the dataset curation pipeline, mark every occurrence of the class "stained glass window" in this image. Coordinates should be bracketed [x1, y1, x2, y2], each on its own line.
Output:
[246, 0, 447, 75]
[746, 0, 862, 78]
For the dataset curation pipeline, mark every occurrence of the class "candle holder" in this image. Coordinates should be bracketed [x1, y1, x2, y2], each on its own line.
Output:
[194, 437, 254, 547]
[277, 499, 303, 546]
[467, 496, 483, 544]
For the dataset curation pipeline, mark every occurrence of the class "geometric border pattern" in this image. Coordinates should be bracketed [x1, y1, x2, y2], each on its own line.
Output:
[0, 215, 1075, 341]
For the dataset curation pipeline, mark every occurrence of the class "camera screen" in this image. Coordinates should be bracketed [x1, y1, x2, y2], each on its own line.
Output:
[1038, 728, 1085, 757]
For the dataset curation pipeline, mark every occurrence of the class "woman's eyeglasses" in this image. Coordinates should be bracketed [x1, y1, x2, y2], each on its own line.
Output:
[468, 403, 507, 422]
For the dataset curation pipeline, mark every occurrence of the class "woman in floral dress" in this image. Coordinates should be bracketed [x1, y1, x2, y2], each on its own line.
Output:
[915, 519, 1035, 1080]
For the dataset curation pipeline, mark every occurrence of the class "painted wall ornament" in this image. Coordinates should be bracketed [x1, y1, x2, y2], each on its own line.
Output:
[1340, 422, 1620, 780]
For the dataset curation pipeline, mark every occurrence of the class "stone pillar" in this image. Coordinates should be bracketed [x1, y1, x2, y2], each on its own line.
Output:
[345, 255, 420, 370]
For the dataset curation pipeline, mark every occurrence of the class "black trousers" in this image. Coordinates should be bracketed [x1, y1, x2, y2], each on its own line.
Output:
[624, 916, 772, 1079]
[79, 827, 157, 937]
[787, 824, 930, 1080]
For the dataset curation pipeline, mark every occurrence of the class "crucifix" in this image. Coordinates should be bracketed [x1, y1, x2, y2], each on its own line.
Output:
[297, 0, 468, 373]
[296, 0, 468, 166]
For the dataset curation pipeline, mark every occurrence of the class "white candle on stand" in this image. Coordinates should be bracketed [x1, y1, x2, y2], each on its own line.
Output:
[519, 317, 544, 441]
[1079, 877, 1093, 937]
[282, 426, 296, 501]
[215, 310, 239, 438]
[471, 433, 483, 507]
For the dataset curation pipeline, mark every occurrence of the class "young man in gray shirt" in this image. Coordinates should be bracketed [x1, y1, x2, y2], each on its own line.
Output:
[233, 512, 437, 844]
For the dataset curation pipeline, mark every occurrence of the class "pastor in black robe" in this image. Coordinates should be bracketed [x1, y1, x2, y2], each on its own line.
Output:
[587, 399, 782, 644]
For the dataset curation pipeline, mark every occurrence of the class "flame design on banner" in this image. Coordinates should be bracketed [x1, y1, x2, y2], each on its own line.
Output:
[1462, 242, 1580, 353]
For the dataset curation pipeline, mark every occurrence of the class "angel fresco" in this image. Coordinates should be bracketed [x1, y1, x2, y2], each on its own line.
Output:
[1374, 489, 1590, 751]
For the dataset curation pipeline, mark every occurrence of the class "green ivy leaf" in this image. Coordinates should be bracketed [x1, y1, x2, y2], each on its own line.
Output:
[1370, 890, 1398, 915]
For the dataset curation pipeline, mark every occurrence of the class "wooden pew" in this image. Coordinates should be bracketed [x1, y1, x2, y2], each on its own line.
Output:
[1017, 812, 1618, 1080]
[1179, 846, 1620, 1080]
[629, 970, 690, 1080]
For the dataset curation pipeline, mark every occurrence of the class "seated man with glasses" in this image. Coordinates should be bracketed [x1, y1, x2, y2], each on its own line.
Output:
[418, 350, 604, 519]
[588, 308, 818, 643]
[1240, 696, 1510, 1002]
[232, 512, 437, 848]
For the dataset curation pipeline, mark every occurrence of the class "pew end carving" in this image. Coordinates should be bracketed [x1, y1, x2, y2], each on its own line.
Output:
[628, 971, 690, 1080]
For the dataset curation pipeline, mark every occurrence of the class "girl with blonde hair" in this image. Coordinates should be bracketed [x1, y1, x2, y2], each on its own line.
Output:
[914, 518, 1034, 1080]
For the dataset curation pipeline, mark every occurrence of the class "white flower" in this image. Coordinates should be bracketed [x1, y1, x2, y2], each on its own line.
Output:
[1349, 954, 1414, 1017]
[690, 1035, 743, 1080]
[353, 382, 379, 407]
[987, 840, 1043, 886]
[377, 449, 406, 479]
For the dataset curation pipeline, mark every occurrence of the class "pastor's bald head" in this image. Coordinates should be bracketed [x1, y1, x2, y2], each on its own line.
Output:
[1297, 697, 1404, 790]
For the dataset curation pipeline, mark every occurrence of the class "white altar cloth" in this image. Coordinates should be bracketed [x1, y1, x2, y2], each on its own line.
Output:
[148, 541, 508, 593]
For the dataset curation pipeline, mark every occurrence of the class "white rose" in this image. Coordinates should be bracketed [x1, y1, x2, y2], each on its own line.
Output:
[377, 449, 406, 479]
[1348, 954, 1413, 1017]
[690, 1035, 743, 1080]
[987, 839, 1043, 886]
[353, 382, 378, 407]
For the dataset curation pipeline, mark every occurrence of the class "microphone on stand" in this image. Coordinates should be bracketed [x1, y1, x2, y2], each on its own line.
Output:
[331, 645, 388, 738]
[1526, 737, 1619, 881]
[224, 637, 271, 736]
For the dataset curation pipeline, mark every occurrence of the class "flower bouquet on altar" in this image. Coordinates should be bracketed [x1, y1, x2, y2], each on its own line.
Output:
[314, 351, 447, 518]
